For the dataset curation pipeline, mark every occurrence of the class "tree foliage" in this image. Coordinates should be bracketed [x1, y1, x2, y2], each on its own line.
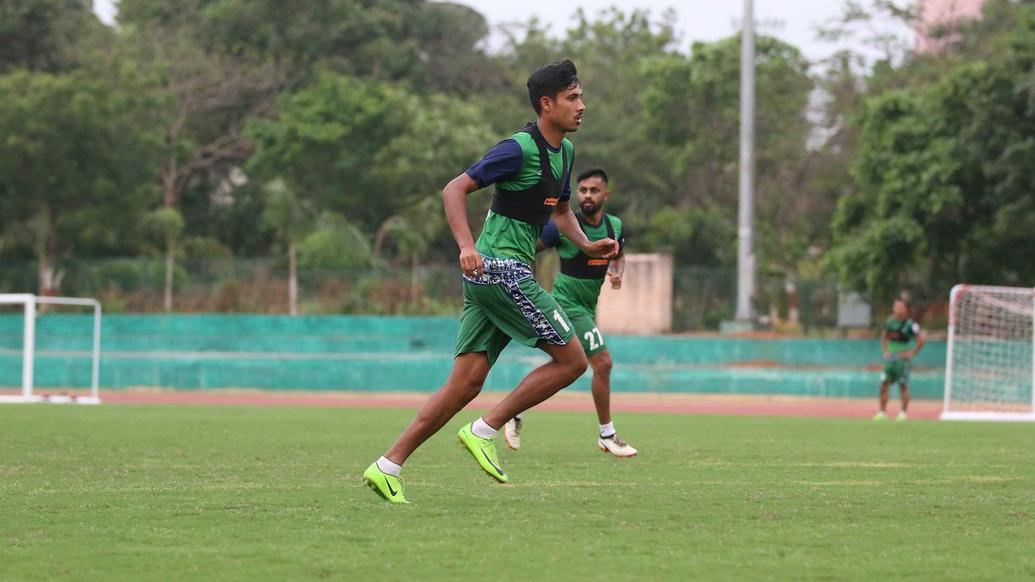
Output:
[0, 0, 1031, 308]
[0, 70, 160, 289]
[0, 0, 106, 73]
[642, 34, 814, 270]
[827, 0, 1035, 298]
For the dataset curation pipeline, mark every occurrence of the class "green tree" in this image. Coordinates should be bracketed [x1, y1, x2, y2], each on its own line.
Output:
[642, 34, 814, 272]
[297, 213, 372, 270]
[120, 0, 433, 85]
[0, 71, 161, 294]
[143, 207, 186, 311]
[828, 1, 1035, 299]
[560, 9, 681, 215]
[261, 180, 317, 315]
[112, 14, 281, 308]
[246, 74, 410, 229]
[373, 196, 447, 302]
[246, 73, 495, 247]
[413, 2, 503, 94]
[0, 0, 108, 73]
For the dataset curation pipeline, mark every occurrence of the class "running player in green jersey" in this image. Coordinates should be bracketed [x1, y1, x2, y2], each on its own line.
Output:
[504, 168, 637, 457]
[363, 60, 619, 503]
[874, 298, 926, 422]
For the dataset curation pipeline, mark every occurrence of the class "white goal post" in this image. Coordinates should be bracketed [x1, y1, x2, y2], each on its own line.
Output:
[0, 294, 102, 405]
[941, 285, 1034, 421]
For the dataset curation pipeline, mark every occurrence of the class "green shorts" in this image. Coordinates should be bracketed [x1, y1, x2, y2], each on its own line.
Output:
[455, 257, 575, 366]
[569, 310, 607, 357]
[882, 358, 911, 385]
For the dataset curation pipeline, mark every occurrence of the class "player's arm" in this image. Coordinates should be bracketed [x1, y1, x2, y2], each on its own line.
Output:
[907, 328, 926, 360]
[607, 224, 626, 289]
[442, 173, 483, 277]
[552, 201, 618, 259]
[607, 253, 625, 289]
[538, 220, 560, 256]
[446, 139, 523, 277]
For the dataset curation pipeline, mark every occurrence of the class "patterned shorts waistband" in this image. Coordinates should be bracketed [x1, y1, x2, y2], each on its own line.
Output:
[462, 256, 533, 286]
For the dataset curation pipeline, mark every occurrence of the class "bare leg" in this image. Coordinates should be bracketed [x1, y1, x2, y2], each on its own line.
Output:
[900, 383, 910, 412]
[588, 350, 613, 425]
[481, 339, 588, 428]
[384, 352, 490, 464]
[879, 381, 890, 412]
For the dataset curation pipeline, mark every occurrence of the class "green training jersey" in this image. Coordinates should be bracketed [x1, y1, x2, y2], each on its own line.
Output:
[884, 317, 920, 353]
[464, 129, 574, 266]
[541, 214, 624, 319]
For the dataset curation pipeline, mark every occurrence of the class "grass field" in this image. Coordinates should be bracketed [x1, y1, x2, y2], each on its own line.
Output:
[2, 404, 1034, 581]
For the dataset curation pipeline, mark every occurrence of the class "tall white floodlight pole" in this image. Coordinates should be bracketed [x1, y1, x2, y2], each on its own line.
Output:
[736, 0, 757, 322]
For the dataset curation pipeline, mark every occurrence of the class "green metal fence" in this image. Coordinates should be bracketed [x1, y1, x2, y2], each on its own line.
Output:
[1, 259, 851, 333]
[0, 314, 945, 398]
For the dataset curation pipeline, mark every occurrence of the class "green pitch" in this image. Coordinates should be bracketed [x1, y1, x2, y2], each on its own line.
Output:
[2, 405, 1034, 580]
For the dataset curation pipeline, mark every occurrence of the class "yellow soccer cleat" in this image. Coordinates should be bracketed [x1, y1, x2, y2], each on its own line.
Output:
[363, 462, 409, 504]
[457, 422, 508, 483]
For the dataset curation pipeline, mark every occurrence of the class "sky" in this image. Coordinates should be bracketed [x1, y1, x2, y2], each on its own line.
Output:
[92, 0, 910, 64]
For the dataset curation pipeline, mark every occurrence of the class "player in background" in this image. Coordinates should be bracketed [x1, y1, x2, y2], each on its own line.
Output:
[362, 60, 619, 503]
[504, 168, 638, 457]
[874, 298, 926, 421]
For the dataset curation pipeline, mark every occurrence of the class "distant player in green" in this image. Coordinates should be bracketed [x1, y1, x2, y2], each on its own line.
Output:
[362, 60, 619, 503]
[504, 168, 637, 457]
[874, 298, 926, 422]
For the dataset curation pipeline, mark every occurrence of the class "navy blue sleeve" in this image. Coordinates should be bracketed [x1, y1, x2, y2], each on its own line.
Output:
[540, 221, 561, 248]
[465, 139, 523, 188]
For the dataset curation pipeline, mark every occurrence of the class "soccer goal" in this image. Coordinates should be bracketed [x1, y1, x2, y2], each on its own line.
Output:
[941, 285, 1034, 421]
[0, 294, 102, 405]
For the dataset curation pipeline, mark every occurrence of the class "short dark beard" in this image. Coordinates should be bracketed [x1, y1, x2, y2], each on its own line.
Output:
[580, 200, 602, 220]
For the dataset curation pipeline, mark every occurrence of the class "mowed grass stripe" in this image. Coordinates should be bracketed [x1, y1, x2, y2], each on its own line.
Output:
[1, 405, 1033, 581]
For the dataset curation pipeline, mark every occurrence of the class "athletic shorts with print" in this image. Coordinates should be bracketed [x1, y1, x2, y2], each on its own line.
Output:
[568, 310, 607, 357]
[455, 256, 575, 366]
[882, 357, 911, 385]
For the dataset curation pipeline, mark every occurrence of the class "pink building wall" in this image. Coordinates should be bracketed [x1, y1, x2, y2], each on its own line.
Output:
[915, 0, 986, 53]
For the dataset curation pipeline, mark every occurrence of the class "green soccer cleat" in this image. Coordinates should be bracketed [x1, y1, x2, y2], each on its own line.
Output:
[896, 411, 908, 422]
[363, 462, 409, 504]
[872, 411, 887, 422]
[457, 422, 508, 483]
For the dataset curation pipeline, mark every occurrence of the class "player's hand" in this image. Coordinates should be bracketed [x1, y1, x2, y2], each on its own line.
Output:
[584, 238, 619, 259]
[901, 351, 914, 361]
[459, 245, 483, 278]
[607, 271, 623, 289]
[882, 351, 890, 361]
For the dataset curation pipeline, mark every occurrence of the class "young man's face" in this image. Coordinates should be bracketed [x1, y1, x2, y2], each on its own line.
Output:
[892, 300, 908, 319]
[577, 175, 609, 216]
[542, 82, 585, 132]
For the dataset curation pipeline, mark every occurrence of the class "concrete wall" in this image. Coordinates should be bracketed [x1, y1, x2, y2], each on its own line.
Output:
[596, 253, 673, 334]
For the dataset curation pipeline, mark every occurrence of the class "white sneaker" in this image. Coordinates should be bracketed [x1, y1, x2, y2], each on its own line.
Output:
[598, 433, 637, 457]
[503, 418, 521, 450]
[896, 411, 908, 422]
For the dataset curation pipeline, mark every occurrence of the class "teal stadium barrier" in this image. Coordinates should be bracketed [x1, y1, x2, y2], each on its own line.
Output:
[0, 315, 946, 398]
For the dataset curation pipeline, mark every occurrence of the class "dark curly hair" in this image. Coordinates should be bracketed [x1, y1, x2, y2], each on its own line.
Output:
[527, 59, 579, 114]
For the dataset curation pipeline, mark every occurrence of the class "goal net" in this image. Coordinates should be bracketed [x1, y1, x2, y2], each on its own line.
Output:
[0, 294, 102, 404]
[942, 285, 1034, 421]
